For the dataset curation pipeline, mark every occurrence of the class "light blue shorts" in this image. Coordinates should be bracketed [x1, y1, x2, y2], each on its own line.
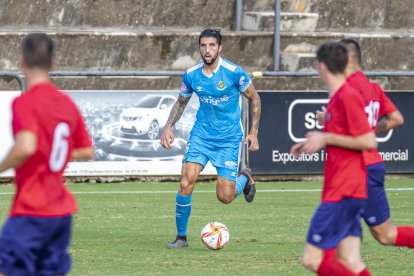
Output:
[182, 135, 241, 181]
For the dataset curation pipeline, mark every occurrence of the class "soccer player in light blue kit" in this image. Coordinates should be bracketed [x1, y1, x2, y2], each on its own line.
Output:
[160, 29, 261, 248]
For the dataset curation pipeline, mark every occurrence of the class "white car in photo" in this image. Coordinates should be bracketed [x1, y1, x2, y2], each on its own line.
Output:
[120, 95, 176, 139]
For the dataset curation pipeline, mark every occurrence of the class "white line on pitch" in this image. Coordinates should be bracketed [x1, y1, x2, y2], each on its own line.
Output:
[0, 187, 414, 196]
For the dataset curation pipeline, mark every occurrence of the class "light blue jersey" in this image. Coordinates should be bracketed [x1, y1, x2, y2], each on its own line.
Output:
[179, 57, 252, 143]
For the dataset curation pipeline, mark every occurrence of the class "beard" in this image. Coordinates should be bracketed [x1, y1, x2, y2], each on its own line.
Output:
[201, 53, 219, 65]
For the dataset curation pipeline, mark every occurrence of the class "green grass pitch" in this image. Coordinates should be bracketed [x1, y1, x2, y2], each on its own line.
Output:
[0, 179, 413, 275]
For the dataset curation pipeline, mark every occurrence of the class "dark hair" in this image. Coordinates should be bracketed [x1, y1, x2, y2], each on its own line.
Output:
[21, 33, 54, 70]
[199, 28, 222, 45]
[316, 41, 348, 74]
[340, 38, 362, 65]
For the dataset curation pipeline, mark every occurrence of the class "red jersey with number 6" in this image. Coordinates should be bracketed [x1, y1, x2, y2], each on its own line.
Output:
[347, 71, 398, 166]
[11, 82, 92, 217]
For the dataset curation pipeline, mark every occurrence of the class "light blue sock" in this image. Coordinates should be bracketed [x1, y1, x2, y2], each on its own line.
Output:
[176, 193, 192, 236]
[235, 174, 248, 197]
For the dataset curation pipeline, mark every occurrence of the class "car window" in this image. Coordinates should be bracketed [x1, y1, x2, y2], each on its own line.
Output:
[161, 98, 175, 107]
[136, 96, 161, 108]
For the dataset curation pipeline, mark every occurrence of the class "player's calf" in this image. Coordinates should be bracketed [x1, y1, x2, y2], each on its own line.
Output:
[369, 224, 397, 246]
[216, 193, 234, 204]
[339, 255, 365, 274]
[216, 176, 237, 204]
[302, 251, 322, 272]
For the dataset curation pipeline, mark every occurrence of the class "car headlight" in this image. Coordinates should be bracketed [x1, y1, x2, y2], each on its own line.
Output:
[122, 115, 141, 121]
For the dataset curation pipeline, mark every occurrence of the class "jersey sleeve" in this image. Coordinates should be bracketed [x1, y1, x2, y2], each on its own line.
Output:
[341, 90, 372, 137]
[72, 107, 93, 149]
[12, 97, 39, 135]
[179, 71, 193, 98]
[372, 83, 398, 117]
[234, 66, 252, 92]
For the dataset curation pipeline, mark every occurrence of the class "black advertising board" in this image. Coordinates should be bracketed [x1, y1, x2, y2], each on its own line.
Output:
[250, 91, 414, 174]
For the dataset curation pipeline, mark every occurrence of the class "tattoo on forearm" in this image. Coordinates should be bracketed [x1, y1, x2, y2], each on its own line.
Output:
[166, 95, 190, 127]
[243, 87, 261, 132]
[242, 89, 251, 98]
[251, 95, 261, 132]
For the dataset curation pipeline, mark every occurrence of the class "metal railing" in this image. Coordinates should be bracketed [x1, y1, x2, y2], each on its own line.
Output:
[232, 0, 282, 70]
[254, 71, 414, 78]
[4, 70, 414, 93]
[273, 0, 282, 71]
[50, 70, 414, 79]
[0, 72, 24, 91]
[233, 0, 243, 31]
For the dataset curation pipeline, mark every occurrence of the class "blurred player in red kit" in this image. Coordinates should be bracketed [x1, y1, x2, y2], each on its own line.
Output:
[0, 33, 93, 276]
[292, 41, 377, 275]
[340, 38, 413, 249]
[318, 39, 412, 266]
[317, 39, 414, 248]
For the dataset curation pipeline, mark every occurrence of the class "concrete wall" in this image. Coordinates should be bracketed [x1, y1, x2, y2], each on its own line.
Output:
[0, 0, 234, 29]
[314, 0, 414, 31]
[0, 31, 412, 72]
[244, 0, 317, 12]
[244, 0, 414, 31]
[1, 0, 413, 30]
[0, 0, 413, 91]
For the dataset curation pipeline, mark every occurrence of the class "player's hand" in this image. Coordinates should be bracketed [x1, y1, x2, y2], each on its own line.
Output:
[315, 106, 326, 125]
[290, 142, 304, 157]
[160, 126, 174, 150]
[245, 133, 259, 151]
[302, 131, 326, 154]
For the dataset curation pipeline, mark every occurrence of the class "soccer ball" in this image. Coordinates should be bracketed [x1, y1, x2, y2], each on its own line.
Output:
[200, 222, 230, 250]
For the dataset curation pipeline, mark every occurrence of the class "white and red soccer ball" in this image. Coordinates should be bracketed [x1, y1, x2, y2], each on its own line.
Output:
[200, 222, 230, 250]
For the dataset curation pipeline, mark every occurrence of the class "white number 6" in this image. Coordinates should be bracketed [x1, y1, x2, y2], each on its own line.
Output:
[49, 122, 70, 172]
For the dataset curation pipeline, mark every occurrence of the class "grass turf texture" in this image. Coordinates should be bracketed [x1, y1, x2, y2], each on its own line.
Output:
[0, 180, 413, 275]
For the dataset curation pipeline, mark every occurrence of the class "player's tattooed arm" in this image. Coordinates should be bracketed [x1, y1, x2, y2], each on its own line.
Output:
[165, 95, 191, 128]
[242, 85, 261, 134]
[242, 85, 261, 151]
[161, 94, 191, 150]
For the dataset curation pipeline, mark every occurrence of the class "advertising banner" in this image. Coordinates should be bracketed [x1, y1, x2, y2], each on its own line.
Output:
[2, 90, 412, 177]
[250, 91, 414, 174]
[0, 91, 21, 177]
[0, 90, 215, 177]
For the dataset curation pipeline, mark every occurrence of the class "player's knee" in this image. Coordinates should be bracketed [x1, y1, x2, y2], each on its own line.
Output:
[179, 177, 195, 195]
[302, 252, 321, 272]
[340, 255, 363, 270]
[216, 193, 233, 204]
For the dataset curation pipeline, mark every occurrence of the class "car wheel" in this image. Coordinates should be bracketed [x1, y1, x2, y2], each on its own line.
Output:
[148, 120, 159, 140]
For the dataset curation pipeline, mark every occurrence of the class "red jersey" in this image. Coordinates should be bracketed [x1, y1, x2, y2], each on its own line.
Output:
[11, 82, 92, 217]
[347, 71, 398, 166]
[322, 82, 373, 202]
